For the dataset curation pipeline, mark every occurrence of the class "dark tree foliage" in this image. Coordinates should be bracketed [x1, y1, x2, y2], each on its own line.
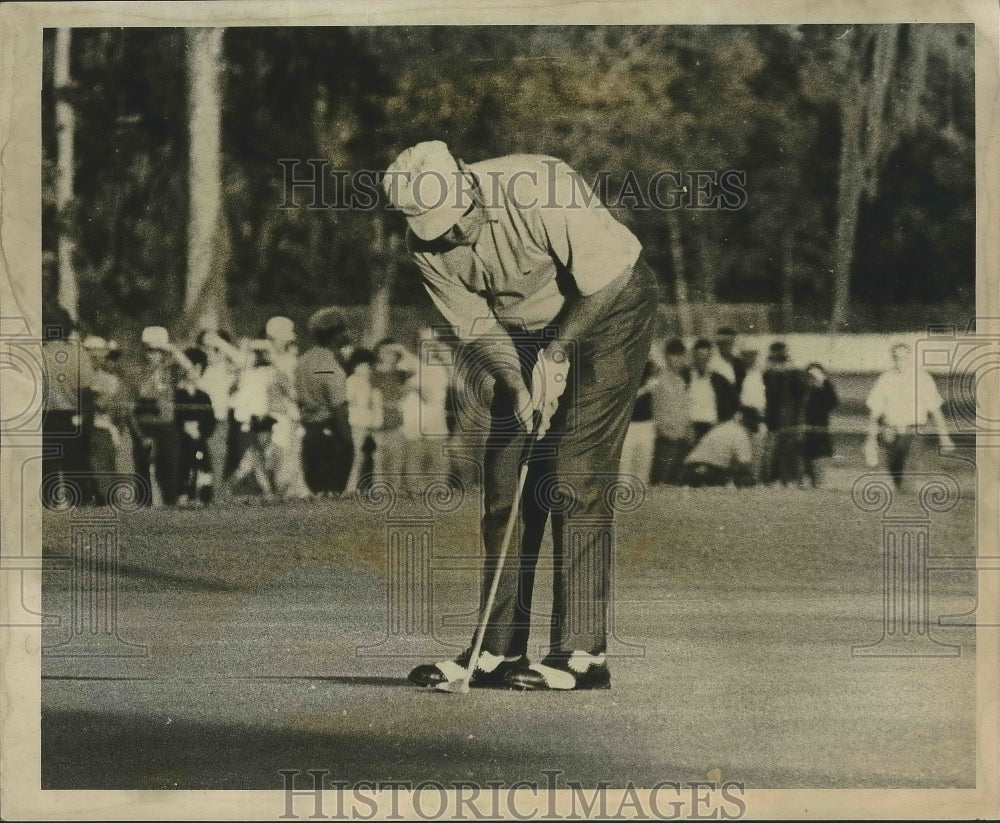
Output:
[41, 24, 975, 337]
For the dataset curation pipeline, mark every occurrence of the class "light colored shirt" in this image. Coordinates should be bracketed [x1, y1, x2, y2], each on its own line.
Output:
[651, 368, 690, 440]
[410, 155, 642, 340]
[295, 347, 346, 424]
[688, 371, 718, 425]
[199, 362, 235, 421]
[709, 352, 736, 385]
[231, 366, 273, 424]
[415, 361, 450, 438]
[867, 367, 943, 430]
[346, 372, 379, 429]
[739, 367, 766, 413]
[685, 420, 754, 469]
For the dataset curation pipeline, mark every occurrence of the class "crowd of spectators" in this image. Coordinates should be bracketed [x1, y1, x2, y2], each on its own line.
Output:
[46, 308, 957, 503]
[621, 327, 841, 489]
[40, 305, 457, 507]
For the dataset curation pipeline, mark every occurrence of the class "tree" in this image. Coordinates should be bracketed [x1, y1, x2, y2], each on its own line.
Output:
[53, 29, 78, 322]
[183, 28, 227, 336]
[799, 24, 973, 330]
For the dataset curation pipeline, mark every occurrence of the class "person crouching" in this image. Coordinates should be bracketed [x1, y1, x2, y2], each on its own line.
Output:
[682, 406, 761, 488]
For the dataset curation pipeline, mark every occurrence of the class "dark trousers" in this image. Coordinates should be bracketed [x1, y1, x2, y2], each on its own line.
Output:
[690, 421, 713, 445]
[302, 419, 353, 494]
[761, 427, 802, 486]
[682, 462, 729, 487]
[652, 436, 689, 485]
[882, 431, 916, 488]
[42, 410, 93, 506]
[479, 261, 657, 659]
[683, 461, 755, 488]
[179, 433, 213, 502]
[140, 422, 181, 506]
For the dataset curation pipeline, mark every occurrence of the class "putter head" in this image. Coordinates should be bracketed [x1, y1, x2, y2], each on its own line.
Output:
[435, 678, 470, 694]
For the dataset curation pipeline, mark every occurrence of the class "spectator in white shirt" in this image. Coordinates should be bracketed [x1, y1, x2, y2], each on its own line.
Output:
[682, 406, 761, 487]
[343, 348, 380, 497]
[865, 342, 954, 488]
[683, 338, 739, 443]
[197, 329, 237, 492]
[402, 331, 453, 489]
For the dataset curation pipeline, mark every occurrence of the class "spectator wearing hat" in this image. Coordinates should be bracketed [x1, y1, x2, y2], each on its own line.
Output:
[196, 329, 238, 492]
[385, 140, 657, 691]
[370, 339, 416, 481]
[295, 308, 353, 496]
[132, 326, 197, 506]
[42, 306, 95, 506]
[262, 317, 310, 499]
[651, 337, 693, 485]
[682, 338, 739, 445]
[711, 327, 746, 393]
[801, 363, 839, 488]
[174, 347, 216, 505]
[402, 329, 453, 490]
[761, 341, 807, 486]
[682, 406, 761, 487]
[343, 348, 380, 497]
[83, 336, 137, 502]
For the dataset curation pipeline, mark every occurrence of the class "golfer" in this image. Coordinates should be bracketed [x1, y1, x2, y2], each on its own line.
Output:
[383, 141, 657, 690]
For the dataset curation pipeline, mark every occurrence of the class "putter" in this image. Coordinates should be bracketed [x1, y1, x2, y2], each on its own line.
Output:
[437, 452, 532, 695]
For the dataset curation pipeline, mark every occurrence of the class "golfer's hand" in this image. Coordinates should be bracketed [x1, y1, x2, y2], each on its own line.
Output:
[531, 346, 570, 439]
[513, 386, 535, 434]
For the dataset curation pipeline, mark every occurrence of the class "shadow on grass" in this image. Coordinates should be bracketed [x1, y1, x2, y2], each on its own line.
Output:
[41, 707, 673, 790]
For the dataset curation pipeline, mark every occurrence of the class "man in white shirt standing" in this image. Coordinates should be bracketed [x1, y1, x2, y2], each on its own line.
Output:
[684, 338, 739, 444]
[865, 342, 955, 488]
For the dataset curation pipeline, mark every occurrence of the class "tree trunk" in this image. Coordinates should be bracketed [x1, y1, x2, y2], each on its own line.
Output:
[365, 214, 396, 347]
[665, 210, 694, 338]
[54, 28, 78, 322]
[830, 96, 863, 332]
[695, 222, 719, 336]
[900, 24, 928, 130]
[184, 28, 225, 332]
[780, 229, 795, 333]
[829, 25, 899, 332]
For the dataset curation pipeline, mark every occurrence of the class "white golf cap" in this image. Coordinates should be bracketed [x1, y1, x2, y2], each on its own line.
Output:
[265, 316, 295, 344]
[82, 335, 108, 350]
[383, 141, 474, 241]
[141, 326, 170, 349]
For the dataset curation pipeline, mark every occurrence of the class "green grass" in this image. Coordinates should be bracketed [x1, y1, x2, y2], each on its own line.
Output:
[40, 471, 979, 790]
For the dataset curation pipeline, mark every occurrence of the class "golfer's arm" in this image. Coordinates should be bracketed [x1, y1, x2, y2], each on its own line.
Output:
[546, 268, 631, 360]
[467, 334, 528, 397]
[418, 257, 530, 397]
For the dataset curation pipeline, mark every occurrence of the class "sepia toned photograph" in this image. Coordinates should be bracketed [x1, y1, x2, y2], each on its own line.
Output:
[1, 1, 997, 820]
